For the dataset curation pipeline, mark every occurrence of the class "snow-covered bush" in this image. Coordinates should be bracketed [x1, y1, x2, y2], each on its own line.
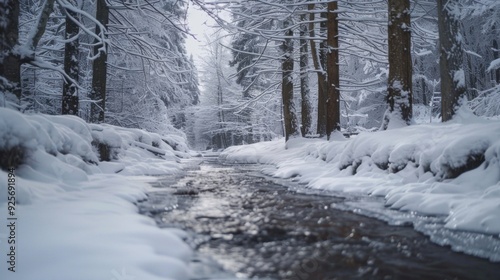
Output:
[0, 108, 189, 176]
[470, 86, 500, 118]
[0, 108, 98, 170]
[321, 121, 499, 181]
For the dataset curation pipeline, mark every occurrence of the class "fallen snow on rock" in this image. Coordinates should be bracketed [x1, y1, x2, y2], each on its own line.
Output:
[220, 114, 500, 261]
[0, 108, 192, 280]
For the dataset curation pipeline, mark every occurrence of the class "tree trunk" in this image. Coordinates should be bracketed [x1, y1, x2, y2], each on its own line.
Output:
[62, 7, 80, 115]
[281, 19, 300, 141]
[308, 4, 327, 136]
[216, 44, 228, 149]
[242, 60, 253, 143]
[326, 1, 340, 138]
[383, 0, 413, 129]
[24, 0, 55, 55]
[437, 0, 465, 122]
[493, 39, 500, 84]
[217, 73, 227, 149]
[300, 14, 313, 137]
[0, 0, 21, 102]
[90, 0, 109, 123]
[316, 11, 328, 136]
[241, 105, 253, 144]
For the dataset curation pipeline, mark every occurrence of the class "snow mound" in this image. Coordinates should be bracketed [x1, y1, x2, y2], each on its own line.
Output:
[0, 107, 189, 178]
[0, 108, 193, 279]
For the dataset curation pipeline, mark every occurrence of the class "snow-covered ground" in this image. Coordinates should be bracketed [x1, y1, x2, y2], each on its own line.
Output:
[2, 105, 500, 280]
[0, 108, 193, 280]
[220, 108, 500, 262]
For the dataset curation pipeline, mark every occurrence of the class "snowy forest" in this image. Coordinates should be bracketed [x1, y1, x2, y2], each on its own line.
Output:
[1, 0, 500, 149]
[2, 0, 500, 279]
[193, 0, 500, 148]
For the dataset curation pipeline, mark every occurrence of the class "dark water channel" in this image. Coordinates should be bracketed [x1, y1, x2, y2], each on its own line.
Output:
[143, 159, 500, 280]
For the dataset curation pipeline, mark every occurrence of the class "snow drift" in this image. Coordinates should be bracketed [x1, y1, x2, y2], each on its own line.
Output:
[0, 107, 192, 280]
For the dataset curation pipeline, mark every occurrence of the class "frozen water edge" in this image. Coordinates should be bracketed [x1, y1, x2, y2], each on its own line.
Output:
[246, 164, 500, 263]
[334, 197, 500, 262]
[269, 174, 500, 263]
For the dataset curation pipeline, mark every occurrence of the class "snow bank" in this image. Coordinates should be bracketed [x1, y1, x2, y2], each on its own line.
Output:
[220, 117, 500, 261]
[0, 108, 193, 279]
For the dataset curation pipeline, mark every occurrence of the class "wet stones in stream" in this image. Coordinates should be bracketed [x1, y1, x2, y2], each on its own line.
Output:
[144, 163, 500, 280]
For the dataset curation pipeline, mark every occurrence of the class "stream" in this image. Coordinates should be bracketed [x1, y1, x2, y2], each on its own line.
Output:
[139, 157, 500, 280]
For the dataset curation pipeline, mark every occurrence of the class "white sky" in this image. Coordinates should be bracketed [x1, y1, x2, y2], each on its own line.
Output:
[185, 4, 213, 68]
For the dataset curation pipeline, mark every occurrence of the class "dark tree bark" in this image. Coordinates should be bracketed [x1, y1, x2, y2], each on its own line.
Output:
[0, 0, 21, 101]
[281, 19, 300, 141]
[326, 1, 340, 138]
[25, 0, 55, 55]
[316, 11, 328, 136]
[241, 57, 253, 144]
[493, 39, 500, 84]
[62, 7, 80, 115]
[437, 0, 466, 122]
[383, 0, 413, 129]
[308, 4, 327, 137]
[90, 0, 109, 123]
[216, 64, 228, 149]
[299, 14, 313, 137]
[241, 105, 253, 144]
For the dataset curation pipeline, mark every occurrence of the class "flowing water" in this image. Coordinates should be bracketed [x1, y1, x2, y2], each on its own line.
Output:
[140, 158, 500, 280]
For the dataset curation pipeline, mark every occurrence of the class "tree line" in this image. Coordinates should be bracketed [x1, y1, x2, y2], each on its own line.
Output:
[0, 0, 199, 134]
[2, 0, 500, 149]
[197, 0, 500, 147]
